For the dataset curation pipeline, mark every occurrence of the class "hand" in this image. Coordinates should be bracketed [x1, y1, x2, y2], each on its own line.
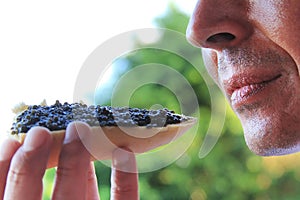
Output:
[0, 122, 139, 200]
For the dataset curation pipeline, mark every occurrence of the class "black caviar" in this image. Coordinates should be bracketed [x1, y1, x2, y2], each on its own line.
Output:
[11, 100, 190, 134]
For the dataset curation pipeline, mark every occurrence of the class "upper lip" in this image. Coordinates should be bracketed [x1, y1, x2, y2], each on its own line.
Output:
[223, 72, 282, 97]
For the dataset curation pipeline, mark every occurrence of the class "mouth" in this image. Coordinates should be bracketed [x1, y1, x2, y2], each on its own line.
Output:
[225, 74, 282, 108]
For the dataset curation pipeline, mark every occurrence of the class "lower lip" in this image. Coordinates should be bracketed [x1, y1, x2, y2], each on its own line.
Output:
[230, 76, 281, 108]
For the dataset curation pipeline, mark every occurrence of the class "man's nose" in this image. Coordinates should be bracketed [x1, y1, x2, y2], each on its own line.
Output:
[186, 0, 252, 51]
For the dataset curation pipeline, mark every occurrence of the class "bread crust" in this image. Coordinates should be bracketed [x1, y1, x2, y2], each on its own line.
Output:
[14, 118, 196, 168]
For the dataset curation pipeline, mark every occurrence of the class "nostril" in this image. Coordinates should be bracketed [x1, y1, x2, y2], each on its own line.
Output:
[207, 32, 236, 43]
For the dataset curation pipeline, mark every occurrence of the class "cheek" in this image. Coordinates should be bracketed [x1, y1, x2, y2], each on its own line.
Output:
[284, 2, 300, 46]
[250, 1, 300, 75]
[281, 77, 300, 122]
[276, 28, 300, 76]
[285, 43, 300, 76]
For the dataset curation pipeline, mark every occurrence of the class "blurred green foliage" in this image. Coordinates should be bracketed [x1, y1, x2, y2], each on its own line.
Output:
[43, 3, 300, 200]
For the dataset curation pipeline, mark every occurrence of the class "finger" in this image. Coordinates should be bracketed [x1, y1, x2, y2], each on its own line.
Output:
[52, 122, 93, 200]
[86, 162, 100, 200]
[4, 127, 52, 200]
[111, 148, 139, 200]
[0, 138, 21, 199]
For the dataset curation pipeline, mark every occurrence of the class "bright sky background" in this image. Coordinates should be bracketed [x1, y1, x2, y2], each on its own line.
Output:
[0, 0, 198, 139]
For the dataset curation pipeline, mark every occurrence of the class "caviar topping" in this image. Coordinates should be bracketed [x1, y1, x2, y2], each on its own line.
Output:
[11, 100, 190, 134]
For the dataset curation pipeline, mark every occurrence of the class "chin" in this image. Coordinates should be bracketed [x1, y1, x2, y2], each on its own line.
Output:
[245, 138, 300, 156]
[242, 118, 300, 156]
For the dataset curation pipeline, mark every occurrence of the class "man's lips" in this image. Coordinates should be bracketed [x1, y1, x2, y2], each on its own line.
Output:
[224, 74, 282, 107]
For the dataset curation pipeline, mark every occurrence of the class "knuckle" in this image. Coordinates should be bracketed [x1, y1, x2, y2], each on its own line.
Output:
[7, 168, 29, 185]
[55, 165, 77, 177]
[111, 178, 138, 196]
[9, 149, 47, 178]
[87, 168, 97, 183]
[113, 185, 134, 194]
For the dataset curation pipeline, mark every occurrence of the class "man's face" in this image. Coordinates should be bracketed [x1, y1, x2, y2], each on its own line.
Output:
[187, 0, 300, 156]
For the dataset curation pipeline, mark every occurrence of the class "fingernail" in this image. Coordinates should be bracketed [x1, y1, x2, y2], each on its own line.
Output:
[23, 127, 49, 152]
[64, 125, 79, 144]
[64, 122, 81, 144]
[64, 122, 90, 144]
[112, 148, 137, 173]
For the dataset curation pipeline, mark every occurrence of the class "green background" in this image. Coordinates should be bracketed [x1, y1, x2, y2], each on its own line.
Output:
[43, 4, 300, 200]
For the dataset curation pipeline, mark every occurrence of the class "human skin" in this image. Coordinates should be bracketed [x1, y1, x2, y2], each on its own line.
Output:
[0, 122, 138, 200]
[186, 0, 300, 156]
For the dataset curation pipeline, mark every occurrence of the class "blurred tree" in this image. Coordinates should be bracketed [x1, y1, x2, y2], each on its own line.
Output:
[43, 3, 300, 200]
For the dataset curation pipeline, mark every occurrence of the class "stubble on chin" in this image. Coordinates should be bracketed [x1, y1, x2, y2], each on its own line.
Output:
[241, 111, 300, 156]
